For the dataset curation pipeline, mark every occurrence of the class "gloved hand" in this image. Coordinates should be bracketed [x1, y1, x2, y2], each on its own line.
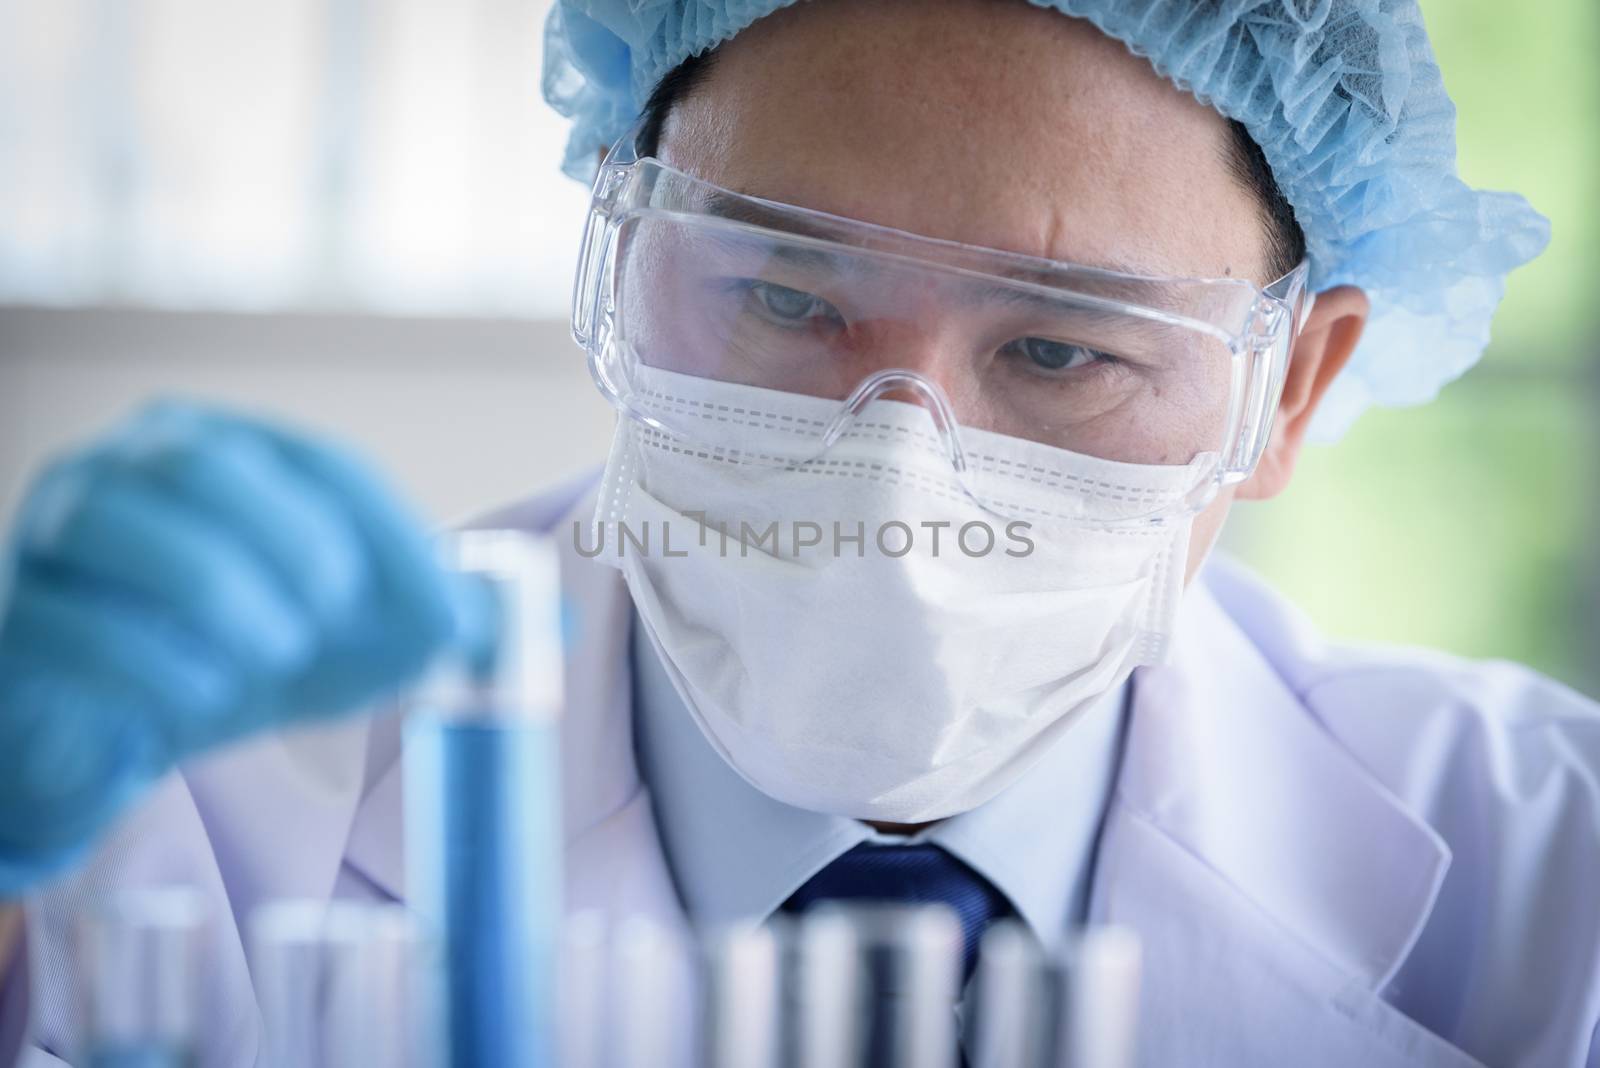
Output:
[0, 401, 493, 895]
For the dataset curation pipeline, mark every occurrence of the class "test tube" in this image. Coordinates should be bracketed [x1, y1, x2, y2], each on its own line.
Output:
[558, 911, 701, 1068]
[1055, 927, 1142, 1068]
[970, 923, 1142, 1068]
[250, 900, 422, 1068]
[557, 912, 610, 1068]
[969, 921, 1054, 1068]
[821, 904, 962, 1068]
[778, 910, 861, 1068]
[610, 914, 699, 1068]
[700, 923, 781, 1068]
[78, 887, 204, 1068]
[404, 530, 564, 1068]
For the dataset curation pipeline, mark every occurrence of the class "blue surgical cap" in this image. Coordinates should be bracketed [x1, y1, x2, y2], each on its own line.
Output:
[542, 0, 1550, 439]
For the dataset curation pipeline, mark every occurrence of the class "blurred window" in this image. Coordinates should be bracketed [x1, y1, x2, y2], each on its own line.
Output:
[0, 0, 587, 316]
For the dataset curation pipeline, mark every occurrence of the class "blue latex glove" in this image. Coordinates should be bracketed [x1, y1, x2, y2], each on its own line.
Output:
[0, 401, 492, 895]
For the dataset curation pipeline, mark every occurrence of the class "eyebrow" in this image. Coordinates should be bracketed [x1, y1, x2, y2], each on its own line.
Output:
[699, 247, 1195, 347]
[974, 276, 1197, 323]
[713, 196, 853, 244]
[760, 241, 1194, 330]
[690, 198, 1216, 335]
[710, 194, 1172, 281]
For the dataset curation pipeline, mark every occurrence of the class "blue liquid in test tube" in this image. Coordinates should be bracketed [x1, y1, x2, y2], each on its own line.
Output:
[405, 531, 564, 1068]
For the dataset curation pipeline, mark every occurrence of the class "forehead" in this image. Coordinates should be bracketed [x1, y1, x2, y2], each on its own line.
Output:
[657, 0, 1268, 282]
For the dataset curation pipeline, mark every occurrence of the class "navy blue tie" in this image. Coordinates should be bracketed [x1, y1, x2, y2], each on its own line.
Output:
[780, 842, 1013, 978]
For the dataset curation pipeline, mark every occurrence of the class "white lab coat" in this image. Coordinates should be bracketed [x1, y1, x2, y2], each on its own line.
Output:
[13, 474, 1600, 1067]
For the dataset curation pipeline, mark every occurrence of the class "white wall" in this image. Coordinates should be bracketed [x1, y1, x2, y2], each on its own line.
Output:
[0, 306, 617, 527]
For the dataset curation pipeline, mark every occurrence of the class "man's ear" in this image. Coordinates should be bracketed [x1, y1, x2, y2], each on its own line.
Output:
[1235, 284, 1369, 501]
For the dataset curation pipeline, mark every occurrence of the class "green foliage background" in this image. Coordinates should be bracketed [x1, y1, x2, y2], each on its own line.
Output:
[1224, 0, 1600, 696]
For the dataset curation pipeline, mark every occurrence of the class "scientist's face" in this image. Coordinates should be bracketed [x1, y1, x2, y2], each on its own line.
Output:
[652, 0, 1367, 582]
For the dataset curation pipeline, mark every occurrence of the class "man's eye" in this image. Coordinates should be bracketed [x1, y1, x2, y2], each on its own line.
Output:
[1003, 337, 1112, 372]
[745, 281, 842, 326]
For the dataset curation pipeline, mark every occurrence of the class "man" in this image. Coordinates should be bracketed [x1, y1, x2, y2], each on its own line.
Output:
[2, 0, 1592, 1064]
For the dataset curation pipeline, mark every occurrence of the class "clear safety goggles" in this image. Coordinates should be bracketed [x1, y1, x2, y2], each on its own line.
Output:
[571, 124, 1313, 524]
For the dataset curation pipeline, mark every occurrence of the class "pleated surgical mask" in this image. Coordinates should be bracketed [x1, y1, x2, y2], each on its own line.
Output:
[588, 366, 1195, 823]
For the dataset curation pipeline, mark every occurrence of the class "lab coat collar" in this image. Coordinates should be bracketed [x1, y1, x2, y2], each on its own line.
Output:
[182, 716, 375, 916]
[1104, 560, 1452, 993]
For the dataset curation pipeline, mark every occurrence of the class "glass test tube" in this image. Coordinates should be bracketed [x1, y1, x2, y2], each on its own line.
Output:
[556, 912, 610, 1068]
[970, 921, 1055, 1068]
[1057, 926, 1142, 1068]
[612, 913, 699, 1068]
[969, 922, 1143, 1068]
[404, 530, 564, 1068]
[79, 887, 204, 1068]
[250, 899, 421, 1068]
[558, 911, 700, 1068]
[779, 910, 861, 1068]
[824, 903, 962, 1068]
[701, 923, 781, 1068]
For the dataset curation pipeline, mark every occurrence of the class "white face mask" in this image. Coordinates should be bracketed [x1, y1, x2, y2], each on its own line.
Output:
[591, 367, 1201, 824]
